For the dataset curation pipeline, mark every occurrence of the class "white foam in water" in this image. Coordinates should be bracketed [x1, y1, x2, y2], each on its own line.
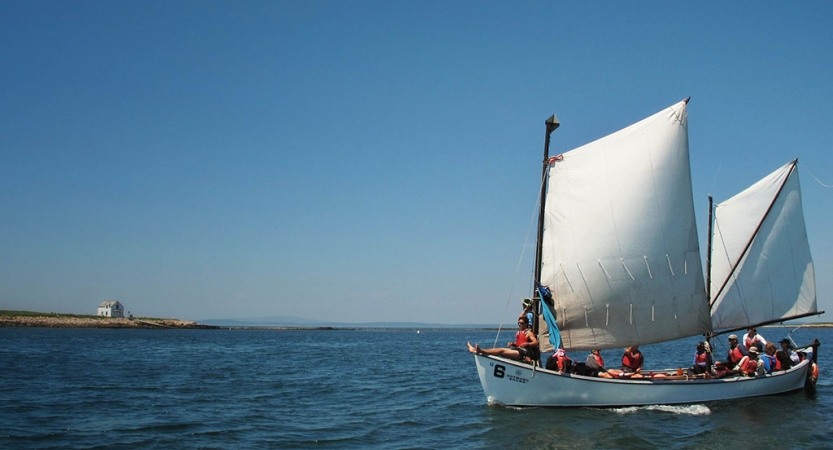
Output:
[611, 404, 711, 415]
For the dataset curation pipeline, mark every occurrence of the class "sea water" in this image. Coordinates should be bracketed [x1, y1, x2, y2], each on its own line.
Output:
[1, 326, 831, 449]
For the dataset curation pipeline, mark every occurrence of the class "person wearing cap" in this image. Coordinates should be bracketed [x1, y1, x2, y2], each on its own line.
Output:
[723, 334, 748, 367]
[519, 298, 534, 328]
[775, 338, 794, 370]
[742, 327, 767, 352]
[735, 345, 764, 376]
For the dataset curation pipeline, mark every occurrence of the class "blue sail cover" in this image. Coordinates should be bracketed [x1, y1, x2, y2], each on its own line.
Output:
[537, 284, 562, 351]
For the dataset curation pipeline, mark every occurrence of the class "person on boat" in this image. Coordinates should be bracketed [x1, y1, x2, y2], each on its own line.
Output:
[467, 317, 539, 363]
[742, 327, 767, 351]
[585, 349, 623, 378]
[723, 334, 748, 366]
[691, 341, 713, 375]
[545, 347, 572, 372]
[519, 298, 534, 328]
[734, 346, 764, 377]
[621, 346, 644, 376]
[775, 338, 794, 370]
[760, 342, 778, 373]
[711, 361, 736, 378]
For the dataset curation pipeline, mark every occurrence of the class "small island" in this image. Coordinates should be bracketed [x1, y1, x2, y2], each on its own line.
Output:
[0, 310, 219, 329]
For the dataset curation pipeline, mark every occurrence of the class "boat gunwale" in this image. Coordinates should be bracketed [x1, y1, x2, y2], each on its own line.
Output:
[475, 353, 812, 386]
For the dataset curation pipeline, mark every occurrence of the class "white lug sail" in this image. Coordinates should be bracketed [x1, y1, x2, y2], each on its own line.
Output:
[542, 100, 712, 351]
[710, 160, 817, 331]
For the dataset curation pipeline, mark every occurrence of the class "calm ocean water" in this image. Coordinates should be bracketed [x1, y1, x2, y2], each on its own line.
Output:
[1, 326, 831, 449]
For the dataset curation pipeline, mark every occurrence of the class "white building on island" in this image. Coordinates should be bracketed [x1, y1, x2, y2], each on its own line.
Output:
[97, 301, 125, 318]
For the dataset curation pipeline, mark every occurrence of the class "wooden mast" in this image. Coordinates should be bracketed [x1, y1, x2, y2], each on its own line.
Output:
[533, 114, 559, 335]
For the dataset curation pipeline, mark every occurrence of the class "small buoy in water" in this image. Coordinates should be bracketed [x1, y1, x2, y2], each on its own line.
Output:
[417, 330, 420, 334]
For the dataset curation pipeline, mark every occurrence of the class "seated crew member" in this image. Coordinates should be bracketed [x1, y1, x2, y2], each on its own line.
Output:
[467, 317, 539, 363]
[735, 346, 764, 377]
[743, 327, 767, 351]
[711, 361, 736, 378]
[775, 338, 794, 371]
[761, 342, 778, 373]
[724, 334, 748, 367]
[621, 346, 644, 378]
[585, 349, 623, 378]
[692, 341, 713, 375]
[546, 347, 572, 372]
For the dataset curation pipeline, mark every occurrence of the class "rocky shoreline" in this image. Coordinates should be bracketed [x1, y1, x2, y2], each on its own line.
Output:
[0, 315, 219, 329]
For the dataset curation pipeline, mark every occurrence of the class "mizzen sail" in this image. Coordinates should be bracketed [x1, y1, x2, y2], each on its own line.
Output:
[541, 100, 711, 351]
[709, 160, 817, 331]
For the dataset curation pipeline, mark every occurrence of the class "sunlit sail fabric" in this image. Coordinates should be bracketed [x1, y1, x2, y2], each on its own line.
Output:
[710, 160, 817, 331]
[540, 100, 712, 351]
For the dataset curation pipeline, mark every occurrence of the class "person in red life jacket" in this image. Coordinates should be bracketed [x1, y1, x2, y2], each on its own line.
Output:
[467, 317, 539, 363]
[621, 346, 644, 378]
[585, 349, 623, 378]
[775, 338, 794, 371]
[711, 360, 736, 378]
[742, 327, 767, 351]
[545, 348, 572, 372]
[723, 334, 748, 366]
[691, 341, 714, 375]
[734, 346, 764, 377]
[760, 342, 778, 373]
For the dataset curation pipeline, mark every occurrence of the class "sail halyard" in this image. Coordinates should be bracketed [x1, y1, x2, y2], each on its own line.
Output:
[541, 100, 712, 351]
[709, 159, 818, 332]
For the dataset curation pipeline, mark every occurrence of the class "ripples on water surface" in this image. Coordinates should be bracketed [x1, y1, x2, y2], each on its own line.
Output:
[1, 327, 831, 449]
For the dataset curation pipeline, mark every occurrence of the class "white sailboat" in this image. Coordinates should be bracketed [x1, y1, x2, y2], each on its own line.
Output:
[472, 99, 822, 407]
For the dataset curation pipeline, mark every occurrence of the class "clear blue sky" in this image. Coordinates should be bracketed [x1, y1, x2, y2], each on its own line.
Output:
[2, 1, 831, 324]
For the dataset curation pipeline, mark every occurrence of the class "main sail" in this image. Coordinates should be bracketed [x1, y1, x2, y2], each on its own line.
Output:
[541, 100, 711, 351]
[709, 160, 817, 331]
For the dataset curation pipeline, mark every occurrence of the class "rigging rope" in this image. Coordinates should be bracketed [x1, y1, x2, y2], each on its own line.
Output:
[491, 168, 547, 348]
[800, 163, 833, 188]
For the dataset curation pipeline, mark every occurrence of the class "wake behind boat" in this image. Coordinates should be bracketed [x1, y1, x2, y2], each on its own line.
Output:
[472, 99, 822, 407]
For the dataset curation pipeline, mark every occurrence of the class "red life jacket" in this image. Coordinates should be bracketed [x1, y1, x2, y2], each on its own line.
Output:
[745, 336, 763, 350]
[594, 354, 605, 369]
[729, 346, 744, 364]
[741, 358, 758, 375]
[622, 352, 642, 370]
[694, 352, 708, 365]
[557, 354, 571, 371]
[762, 354, 776, 373]
[515, 330, 531, 347]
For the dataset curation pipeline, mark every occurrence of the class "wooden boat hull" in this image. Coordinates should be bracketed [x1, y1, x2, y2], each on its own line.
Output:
[473, 354, 811, 407]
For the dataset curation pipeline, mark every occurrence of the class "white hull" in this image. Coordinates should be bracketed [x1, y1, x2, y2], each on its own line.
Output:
[474, 354, 811, 407]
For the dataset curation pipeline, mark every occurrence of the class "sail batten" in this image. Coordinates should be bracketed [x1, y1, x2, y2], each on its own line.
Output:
[541, 100, 712, 351]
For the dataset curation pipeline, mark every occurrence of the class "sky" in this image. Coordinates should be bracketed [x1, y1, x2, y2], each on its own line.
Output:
[1, 1, 831, 325]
